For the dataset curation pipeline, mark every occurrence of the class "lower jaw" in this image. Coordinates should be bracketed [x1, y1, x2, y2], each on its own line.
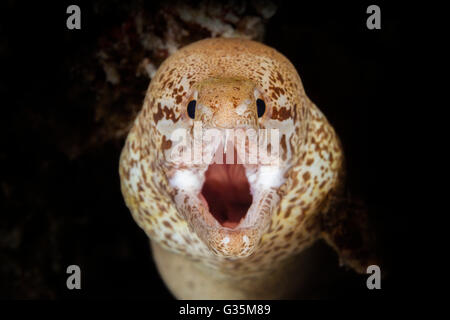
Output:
[170, 163, 283, 256]
[187, 188, 278, 257]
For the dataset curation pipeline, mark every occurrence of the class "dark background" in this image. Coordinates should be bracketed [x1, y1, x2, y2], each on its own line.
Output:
[0, 0, 408, 299]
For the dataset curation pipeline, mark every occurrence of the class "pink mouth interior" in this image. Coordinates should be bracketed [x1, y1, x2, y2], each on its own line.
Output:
[201, 163, 253, 229]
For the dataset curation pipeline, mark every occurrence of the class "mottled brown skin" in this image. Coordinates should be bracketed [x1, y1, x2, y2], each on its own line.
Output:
[119, 38, 371, 299]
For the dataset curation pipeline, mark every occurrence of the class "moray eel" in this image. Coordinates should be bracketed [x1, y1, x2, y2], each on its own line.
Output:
[119, 38, 371, 299]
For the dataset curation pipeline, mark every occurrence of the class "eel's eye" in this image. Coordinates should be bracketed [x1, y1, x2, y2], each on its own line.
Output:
[187, 100, 196, 119]
[256, 99, 265, 118]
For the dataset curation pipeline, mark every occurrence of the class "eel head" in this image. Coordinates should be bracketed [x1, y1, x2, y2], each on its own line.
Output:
[164, 77, 293, 257]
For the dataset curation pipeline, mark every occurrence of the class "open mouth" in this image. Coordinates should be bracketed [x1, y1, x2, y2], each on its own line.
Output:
[167, 138, 284, 256]
[201, 163, 252, 229]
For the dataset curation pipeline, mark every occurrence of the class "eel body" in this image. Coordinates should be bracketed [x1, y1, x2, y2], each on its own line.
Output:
[119, 38, 369, 299]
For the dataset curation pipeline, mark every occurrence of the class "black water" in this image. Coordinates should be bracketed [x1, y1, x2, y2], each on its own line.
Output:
[0, 0, 407, 300]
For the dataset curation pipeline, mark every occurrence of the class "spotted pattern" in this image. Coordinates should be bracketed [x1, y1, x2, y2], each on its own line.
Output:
[119, 38, 345, 277]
